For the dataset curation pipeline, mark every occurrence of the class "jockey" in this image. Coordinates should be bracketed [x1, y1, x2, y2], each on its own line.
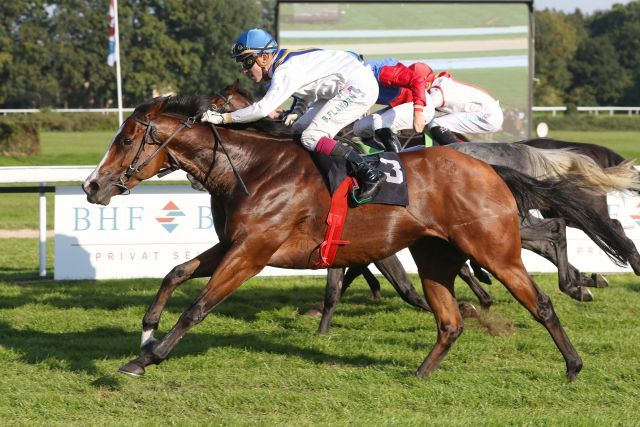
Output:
[200, 28, 386, 201]
[351, 58, 436, 152]
[427, 71, 504, 145]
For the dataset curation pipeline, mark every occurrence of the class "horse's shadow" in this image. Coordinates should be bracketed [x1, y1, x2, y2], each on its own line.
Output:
[0, 316, 398, 382]
[0, 277, 409, 322]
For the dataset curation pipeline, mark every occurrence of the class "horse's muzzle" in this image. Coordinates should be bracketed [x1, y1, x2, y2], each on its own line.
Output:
[82, 178, 115, 205]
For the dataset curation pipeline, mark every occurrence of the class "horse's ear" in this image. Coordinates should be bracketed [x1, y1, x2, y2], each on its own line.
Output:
[231, 79, 240, 91]
[148, 97, 170, 116]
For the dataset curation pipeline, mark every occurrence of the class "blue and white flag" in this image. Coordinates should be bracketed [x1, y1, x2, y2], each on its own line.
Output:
[107, 0, 116, 66]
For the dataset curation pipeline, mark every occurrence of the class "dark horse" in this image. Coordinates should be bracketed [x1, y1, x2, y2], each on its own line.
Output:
[83, 95, 605, 381]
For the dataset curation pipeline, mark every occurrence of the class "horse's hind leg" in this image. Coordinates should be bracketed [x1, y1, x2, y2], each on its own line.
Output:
[472, 250, 583, 380]
[520, 217, 593, 302]
[409, 238, 466, 378]
[608, 217, 640, 275]
[469, 260, 492, 284]
[458, 263, 493, 309]
[140, 243, 228, 349]
[375, 254, 431, 311]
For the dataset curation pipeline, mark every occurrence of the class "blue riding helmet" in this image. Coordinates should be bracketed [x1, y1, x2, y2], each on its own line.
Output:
[231, 28, 278, 61]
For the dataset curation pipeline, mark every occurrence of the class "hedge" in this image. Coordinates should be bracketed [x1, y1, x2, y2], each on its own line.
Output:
[0, 119, 40, 156]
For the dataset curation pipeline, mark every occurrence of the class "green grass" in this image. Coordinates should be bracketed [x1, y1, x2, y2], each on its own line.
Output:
[280, 3, 528, 30]
[546, 130, 640, 160]
[0, 250, 638, 425]
[0, 131, 113, 167]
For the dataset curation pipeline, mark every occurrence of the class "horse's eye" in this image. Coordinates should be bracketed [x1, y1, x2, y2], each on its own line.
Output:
[122, 138, 134, 146]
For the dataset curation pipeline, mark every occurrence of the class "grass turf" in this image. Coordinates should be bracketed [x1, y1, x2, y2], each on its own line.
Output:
[0, 258, 638, 424]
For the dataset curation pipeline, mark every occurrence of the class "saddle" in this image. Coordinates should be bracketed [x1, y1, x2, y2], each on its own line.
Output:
[311, 151, 409, 268]
[310, 151, 408, 207]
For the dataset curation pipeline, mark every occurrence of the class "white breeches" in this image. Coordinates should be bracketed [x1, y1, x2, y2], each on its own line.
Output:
[352, 101, 436, 137]
[428, 101, 504, 135]
[292, 73, 379, 151]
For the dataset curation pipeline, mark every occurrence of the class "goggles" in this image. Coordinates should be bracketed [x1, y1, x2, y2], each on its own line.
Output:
[237, 54, 257, 70]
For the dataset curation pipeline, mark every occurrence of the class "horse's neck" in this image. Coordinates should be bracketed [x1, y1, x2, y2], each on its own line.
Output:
[175, 126, 305, 198]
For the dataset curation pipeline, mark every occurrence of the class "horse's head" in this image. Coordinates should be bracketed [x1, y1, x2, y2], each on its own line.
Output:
[210, 79, 254, 112]
[83, 95, 210, 205]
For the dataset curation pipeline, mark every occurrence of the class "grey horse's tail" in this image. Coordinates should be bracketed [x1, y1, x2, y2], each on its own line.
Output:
[519, 145, 640, 195]
[493, 165, 635, 267]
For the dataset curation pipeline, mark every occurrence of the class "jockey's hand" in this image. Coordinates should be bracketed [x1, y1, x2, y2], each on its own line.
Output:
[284, 113, 299, 127]
[413, 109, 426, 133]
[267, 110, 281, 120]
[201, 110, 231, 125]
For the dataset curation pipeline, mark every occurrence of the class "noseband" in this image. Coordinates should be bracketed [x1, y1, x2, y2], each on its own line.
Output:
[211, 92, 234, 112]
[116, 115, 194, 194]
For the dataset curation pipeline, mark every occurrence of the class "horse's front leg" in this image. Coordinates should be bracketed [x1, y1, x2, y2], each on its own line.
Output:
[318, 268, 344, 333]
[140, 242, 229, 351]
[119, 240, 277, 377]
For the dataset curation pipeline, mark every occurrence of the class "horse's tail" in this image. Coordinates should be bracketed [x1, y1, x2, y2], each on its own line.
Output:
[493, 165, 635, 267]
[519, 145, 640, 195]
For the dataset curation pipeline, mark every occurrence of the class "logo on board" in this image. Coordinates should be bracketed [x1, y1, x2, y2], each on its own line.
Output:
[155, 201, 185, 233]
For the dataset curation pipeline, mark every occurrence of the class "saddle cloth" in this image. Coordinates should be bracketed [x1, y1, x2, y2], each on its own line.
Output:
[310, 152, 408, 206]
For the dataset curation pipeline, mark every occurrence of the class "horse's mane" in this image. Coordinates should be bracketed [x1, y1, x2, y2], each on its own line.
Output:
[231, 86, 256, 103]
[134, 93, 294, 139]
[135, 95, 212, 118]
[226, 120, 294, 139]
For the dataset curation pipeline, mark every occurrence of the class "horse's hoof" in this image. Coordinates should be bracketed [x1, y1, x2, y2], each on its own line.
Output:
[566, 360, 583, 382]
[565, 286, 593, 302]
[459, 302, 479, 318]
[371, 290, 382, 299]
[591, 273, 608, 288]
[578, 288, 593, 302]
[304, 303, 324, 317]
[118, 360, 146, 377]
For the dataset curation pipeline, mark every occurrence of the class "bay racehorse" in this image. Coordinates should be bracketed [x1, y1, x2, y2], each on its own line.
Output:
[84, 95, 592, 380]
[212, 82, 640, 308]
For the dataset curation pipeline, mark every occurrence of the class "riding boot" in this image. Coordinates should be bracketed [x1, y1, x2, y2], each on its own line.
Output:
[430, 126, 458, 146]
[330, 142, 387, 201]
[374, 128, 402, 153]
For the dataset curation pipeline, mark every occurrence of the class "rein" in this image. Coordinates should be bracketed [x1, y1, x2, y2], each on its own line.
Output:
[116, 113, 250, 197]
[116, 115, 192, 194]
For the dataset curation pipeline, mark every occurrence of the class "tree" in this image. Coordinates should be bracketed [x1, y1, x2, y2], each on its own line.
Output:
[569, 35, 631, 105]
[587, 2, 640, 104]
[534, 10, 580, 105]
[0, 1, 60, 108]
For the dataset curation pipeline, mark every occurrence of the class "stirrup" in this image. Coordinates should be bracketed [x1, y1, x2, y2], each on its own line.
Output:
[349, 177, 374, 205]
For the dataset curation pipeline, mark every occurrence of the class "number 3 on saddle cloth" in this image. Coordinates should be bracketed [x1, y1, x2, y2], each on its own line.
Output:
[310, 152, 409, 268]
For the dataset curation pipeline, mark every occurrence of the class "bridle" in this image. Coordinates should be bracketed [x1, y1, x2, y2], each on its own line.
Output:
[115, 112, 250, 197]
[211, 91, 234, 112]
[115, 114, 194, 194]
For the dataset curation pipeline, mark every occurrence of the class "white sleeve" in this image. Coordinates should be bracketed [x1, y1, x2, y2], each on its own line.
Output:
[230, 67, 300, 123]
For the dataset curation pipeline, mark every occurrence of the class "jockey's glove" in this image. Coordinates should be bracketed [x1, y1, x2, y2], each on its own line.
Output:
[201, 110, 232, 125]
[284, 113, 299, 127]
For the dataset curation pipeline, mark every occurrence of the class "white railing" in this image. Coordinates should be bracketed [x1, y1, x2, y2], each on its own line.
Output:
[576, 106, 640, 116]
[533, 106, 640, 116]
[0, 108, 135, 115]
[531, 106, 567, 116]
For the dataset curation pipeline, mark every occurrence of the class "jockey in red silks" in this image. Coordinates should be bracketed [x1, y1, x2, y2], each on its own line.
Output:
[426, 71, 504, 145]
[352, 58, 436, 152]
[201, 28, 386, 201]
